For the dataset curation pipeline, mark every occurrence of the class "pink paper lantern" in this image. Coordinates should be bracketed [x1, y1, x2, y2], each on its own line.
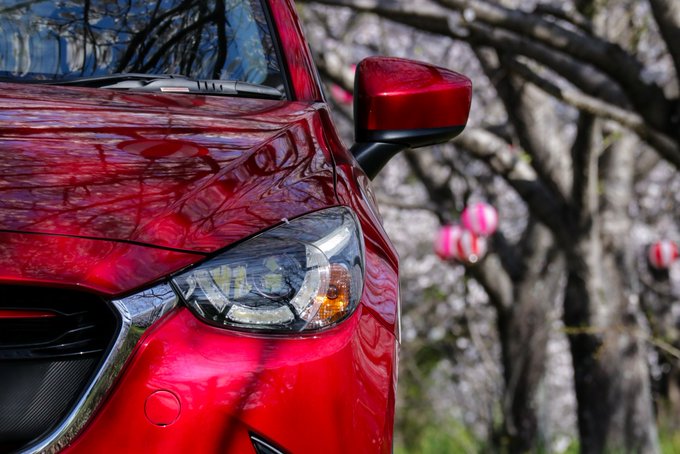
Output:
[435, 225, 487, 263]
[648, 240, 679, 270]
[461, 202, 498, 237]
[454, 229, 487, 264]
[435, 224, 463, 260]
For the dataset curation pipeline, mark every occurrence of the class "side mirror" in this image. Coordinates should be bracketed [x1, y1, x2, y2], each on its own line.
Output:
[350, 57, 472, 178]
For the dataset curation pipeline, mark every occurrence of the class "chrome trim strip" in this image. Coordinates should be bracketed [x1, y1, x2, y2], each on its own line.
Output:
[19, 284, 178, 454]
[250, 434, 286, 454]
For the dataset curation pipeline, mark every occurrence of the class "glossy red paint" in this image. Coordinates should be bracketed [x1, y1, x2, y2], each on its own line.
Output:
[144, 391, 182, 426]
[0, 83, 336, 255]
[63, 307, 397, 454]
[314, 108, 401, 337]
[0, 309, 56, 319]
[268, 0, 324, 102]
[0, 231, 203, 296]
[0, 1, 475, 452]
[0, 79, 401, 327]
[0, 86, 400, 452]
[354, 56, 473, 132]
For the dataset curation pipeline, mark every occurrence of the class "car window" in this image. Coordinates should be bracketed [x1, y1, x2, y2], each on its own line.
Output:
[0, 0, 284, 91]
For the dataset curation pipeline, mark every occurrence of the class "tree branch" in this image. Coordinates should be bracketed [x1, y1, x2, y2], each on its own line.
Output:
[455, 129, 572, 243]
[475, 48, 573, 202]
[504, 58, 680, 169]
[649, 0, 680, 83]
[403, 150, 458, 224]
[302, 0, 680, 168]
[297, 0, 457, 38]
[468, 254, 514, 312]
[435, 0, 672, 131]
[467, 23, 628, 109]
[533, 3, 593, 34]
[303, 0, 630, 109]
[570, 113, 597, 221]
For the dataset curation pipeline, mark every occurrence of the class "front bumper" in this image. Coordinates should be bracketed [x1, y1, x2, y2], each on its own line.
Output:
[62, 303, 397, 453]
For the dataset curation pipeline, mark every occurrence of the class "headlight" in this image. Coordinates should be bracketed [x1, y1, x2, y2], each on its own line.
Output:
[171, 207, 365, 332]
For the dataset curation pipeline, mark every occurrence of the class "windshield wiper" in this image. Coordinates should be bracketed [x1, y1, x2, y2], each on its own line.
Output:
[0, 73, 178, 85]
[40, 73, 284, 100]
[41, 73, 185, 87]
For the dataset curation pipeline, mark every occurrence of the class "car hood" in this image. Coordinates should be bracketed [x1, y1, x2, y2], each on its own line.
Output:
[0, 83, 337, 256]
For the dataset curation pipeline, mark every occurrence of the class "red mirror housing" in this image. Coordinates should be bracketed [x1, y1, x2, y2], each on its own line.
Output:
[354, 57, 472, 147]
[350, 57, 472, 178]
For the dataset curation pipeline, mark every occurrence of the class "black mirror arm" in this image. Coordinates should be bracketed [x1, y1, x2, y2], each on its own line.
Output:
[350, 142, 407, 180]
[350, 125, 466, 179]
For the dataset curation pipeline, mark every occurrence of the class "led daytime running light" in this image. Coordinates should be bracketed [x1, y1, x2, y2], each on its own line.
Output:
[172, 207, 364, 332]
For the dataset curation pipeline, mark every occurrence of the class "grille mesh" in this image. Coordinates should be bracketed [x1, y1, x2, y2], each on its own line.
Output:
[0, 286, 118, 452]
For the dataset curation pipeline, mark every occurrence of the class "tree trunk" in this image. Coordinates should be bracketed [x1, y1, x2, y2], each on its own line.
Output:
[564, 134, 659, 453]
[564, 261, 658, 453]
[497, 299, 552, 449]
[472, 224, 563, 453]
[641, 240, 680, 435]
[497, 308, 547, 453]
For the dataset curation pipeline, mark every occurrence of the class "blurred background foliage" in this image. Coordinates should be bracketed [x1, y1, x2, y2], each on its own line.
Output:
[297, 0, 680, 452]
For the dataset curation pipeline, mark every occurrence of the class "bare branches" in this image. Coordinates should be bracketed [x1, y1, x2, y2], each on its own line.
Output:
[532, 3, 593, 34]
[301, 0, 679, 172]
[455, 129, 571, 243]
[296, 0, 456, 37]
[649, 0, 680, 82]
[467, 23, 628, 109]
[504, 58, 680, 168]
[403, 150, 458, 224]
[435, 0, 671, 131]
[477, 49, 574, 201]
[570, 113, 598, 223]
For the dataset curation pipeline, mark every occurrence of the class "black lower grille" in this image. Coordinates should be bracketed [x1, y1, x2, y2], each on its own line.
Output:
[0, 286, 119, 453]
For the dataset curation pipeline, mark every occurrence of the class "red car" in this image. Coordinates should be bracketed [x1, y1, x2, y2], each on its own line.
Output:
[0, 1, 471, 452]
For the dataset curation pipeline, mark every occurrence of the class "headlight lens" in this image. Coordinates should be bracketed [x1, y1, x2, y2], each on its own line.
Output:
[171, 207, 365, 332]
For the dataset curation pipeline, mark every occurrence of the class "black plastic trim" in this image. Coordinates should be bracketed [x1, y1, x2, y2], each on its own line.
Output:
[260, 0, 295, 101]
[350, 142, 406, 180]
[351, 125, 466, 179]
[16, 284, 177, 454]
[0, 286, 121, 453]
[356, 125, 466, 149]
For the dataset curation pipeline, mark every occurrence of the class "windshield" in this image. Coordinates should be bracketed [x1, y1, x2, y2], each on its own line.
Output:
[0, 0, 284, 91]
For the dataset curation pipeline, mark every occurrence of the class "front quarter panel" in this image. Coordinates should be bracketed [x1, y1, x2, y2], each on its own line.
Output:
[56, 106, 400, 453]
[316, 108, 401, 338]
[62, 307, 396, 454]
